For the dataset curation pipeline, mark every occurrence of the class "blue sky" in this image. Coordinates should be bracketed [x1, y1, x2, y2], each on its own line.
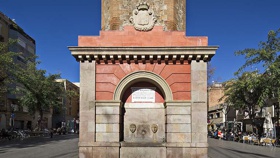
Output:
[1, 0, 279, 83]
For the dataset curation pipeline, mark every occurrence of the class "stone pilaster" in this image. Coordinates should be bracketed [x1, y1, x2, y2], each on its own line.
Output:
[95, 101, 121, 142]
[166, 101, 191, 143]
[191, 60, 207, 144]
[79, 61, 96, 146]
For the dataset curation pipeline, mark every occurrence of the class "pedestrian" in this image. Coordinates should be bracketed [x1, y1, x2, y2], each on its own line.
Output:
[218, 130, 224, 140]
[214, 129, 218, 139]
[50, 128, 53, 138]
[61, 121, 67, 135]
[75, 118, 79, 134]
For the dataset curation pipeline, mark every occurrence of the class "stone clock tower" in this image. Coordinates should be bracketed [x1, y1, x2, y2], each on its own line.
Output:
[101, 0, 186, 31]
[69, 0, 218, 158]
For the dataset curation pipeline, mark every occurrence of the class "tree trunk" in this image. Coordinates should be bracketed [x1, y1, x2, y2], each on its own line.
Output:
[38, 109, 44, 131]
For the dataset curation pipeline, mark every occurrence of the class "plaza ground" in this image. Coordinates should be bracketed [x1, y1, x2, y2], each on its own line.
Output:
[1, 135, 280, 158]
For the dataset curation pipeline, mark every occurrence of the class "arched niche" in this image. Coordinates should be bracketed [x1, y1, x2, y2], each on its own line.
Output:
[114, 71, 172, 143]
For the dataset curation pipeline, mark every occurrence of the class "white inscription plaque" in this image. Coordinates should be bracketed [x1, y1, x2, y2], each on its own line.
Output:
[131, 87, 156, 103]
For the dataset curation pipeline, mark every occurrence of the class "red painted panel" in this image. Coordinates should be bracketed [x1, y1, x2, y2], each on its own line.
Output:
[119, 63, 132, 75]
[96, 64, 120, 73]
[78, 26, 208, 47]
[160, 64, 191, 79]
[96, 83, 116, 92]
[171, 32, 185, 36]
[173, 92, 191, 100]
[113, 66, 127, 80]
[95, 62, 192, 101]
[96, 92, 114, 100]
[130, 63, 140, 72]
[138, 63, 146, 70]
[145, 63, 155, 72]
[166, 74, 191, 85]
[153, 63, 165, 75]
[170, 83, 191, 92]
[96, 74, 120, 85]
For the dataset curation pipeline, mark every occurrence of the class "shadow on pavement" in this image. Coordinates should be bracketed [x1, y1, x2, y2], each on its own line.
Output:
[220, 147, 274, 158]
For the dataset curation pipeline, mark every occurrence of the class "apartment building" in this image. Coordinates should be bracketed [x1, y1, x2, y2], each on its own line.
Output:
[0, 11, 36, 130]
[53, 79, 79, 131]
[208, 82, 236, 130]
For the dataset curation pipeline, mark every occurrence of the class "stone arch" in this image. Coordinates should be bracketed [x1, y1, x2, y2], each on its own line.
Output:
[113, 71, 173, 101]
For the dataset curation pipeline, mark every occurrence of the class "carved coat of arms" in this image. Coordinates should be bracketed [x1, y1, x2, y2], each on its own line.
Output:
[130, 2, 157, 31]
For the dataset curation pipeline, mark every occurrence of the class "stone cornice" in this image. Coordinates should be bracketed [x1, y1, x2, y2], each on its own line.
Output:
[68, 46, 218, 63]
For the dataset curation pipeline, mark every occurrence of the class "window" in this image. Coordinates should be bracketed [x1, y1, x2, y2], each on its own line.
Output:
[216, 112, 220, 118]
[27, 45, 35, 54]
[17, 37, 26, 48]
[17, 55, 26, 64]
[0, 23, 2, 35]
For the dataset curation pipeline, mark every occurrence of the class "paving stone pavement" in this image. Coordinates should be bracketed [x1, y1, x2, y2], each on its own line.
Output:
[208, 138, 280, 158]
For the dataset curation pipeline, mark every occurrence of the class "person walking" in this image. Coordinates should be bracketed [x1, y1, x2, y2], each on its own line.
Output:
[50, 128, 53, 138]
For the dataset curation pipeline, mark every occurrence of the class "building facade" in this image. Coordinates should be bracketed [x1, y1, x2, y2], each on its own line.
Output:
[70, 1, 217, 157]
[207, 83, 236, 131]
[207, 82, 280, 136]
[53, 79, 79, 131]
[0, 11, 36, 130]
[238, 100, 278, 134]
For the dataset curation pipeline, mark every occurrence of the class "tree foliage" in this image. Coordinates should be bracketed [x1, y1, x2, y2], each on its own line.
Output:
[14, 61, 65, 129]
[222, 28, 280, 123]
[222, 71, 264, 123]
[1, 39, 70, 130]
[235, 28, 280, 106]
[235, 28, 280, 74]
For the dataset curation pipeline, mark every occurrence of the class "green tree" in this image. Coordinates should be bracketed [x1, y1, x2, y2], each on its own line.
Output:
[235, 28, 280, 106]
[14, 61, 64, 130]
[221, 28, 280, 127]
[1, 40, 70, 130]
[222, 71, 263, 125]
